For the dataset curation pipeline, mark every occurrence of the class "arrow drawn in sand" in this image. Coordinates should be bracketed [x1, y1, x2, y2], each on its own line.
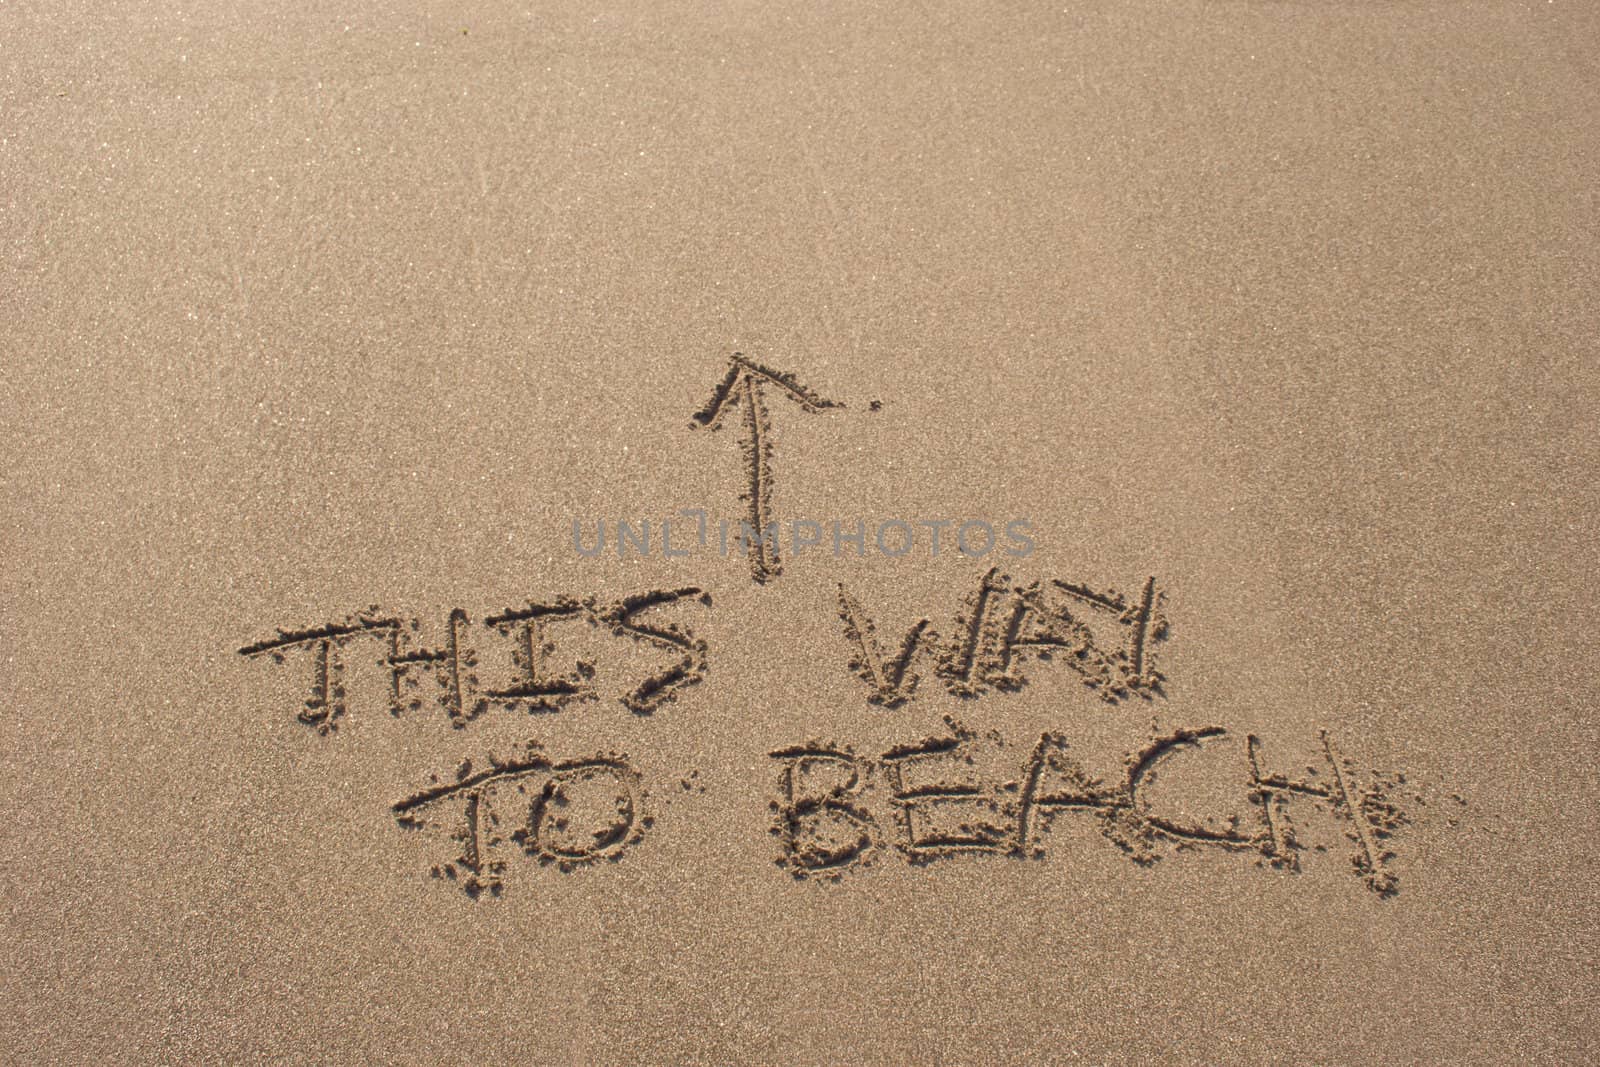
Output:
[689, 354, 843, 582]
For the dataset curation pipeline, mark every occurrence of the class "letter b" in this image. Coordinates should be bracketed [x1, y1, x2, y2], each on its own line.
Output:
[768, 747, 879, 876]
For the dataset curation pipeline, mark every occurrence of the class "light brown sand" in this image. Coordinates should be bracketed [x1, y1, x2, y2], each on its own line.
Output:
[3, 1, 1598, 1063]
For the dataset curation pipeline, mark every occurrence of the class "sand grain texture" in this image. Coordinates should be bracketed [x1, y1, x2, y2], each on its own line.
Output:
[3, 1, 1597, 1063]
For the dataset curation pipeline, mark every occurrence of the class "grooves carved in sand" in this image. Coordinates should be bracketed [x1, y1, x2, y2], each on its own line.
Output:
[769, 718, 1417, 897]
[238, 588, 712, 732]
[393, 741, 650, 899]
[838, 569, 1167, 707]
[236, 366, 1464, 905]
[689, 354, 844, 583]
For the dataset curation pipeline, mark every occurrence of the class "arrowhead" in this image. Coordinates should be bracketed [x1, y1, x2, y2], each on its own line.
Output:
[689, 354, 844, 429]
[688, 354, 844, 583]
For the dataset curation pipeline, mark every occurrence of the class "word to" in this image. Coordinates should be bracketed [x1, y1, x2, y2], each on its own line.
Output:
[393, 743, 648, 899]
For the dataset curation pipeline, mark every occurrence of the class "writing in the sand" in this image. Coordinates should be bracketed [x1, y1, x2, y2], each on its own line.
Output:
[391, 743, 648, 900]
[233, 355, 1444, 900]
[237, 571, 1428, 902]
[836, 567, 1167, 706]
[368, 717, 1417, 901]
[236, 588, 712, 731]
[769, 719, 1412, 898]
[235, 567, 1166, 734]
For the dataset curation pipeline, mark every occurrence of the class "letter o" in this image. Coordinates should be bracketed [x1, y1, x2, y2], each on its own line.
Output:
[958, 520, 995, 556]
[876, 520, 912, 557]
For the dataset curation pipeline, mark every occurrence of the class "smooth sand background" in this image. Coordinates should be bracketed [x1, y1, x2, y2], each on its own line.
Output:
[4, 1, 1597, 1063]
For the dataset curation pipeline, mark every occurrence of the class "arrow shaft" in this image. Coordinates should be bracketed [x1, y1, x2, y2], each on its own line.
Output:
[690, 355, 841, 583]
[743, 377, 778, 580]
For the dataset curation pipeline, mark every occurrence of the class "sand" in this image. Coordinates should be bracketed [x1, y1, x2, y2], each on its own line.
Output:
[3, 1, 1598, 1063]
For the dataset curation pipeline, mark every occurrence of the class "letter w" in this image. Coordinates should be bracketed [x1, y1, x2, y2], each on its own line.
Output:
[836, 584, 940, 708]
